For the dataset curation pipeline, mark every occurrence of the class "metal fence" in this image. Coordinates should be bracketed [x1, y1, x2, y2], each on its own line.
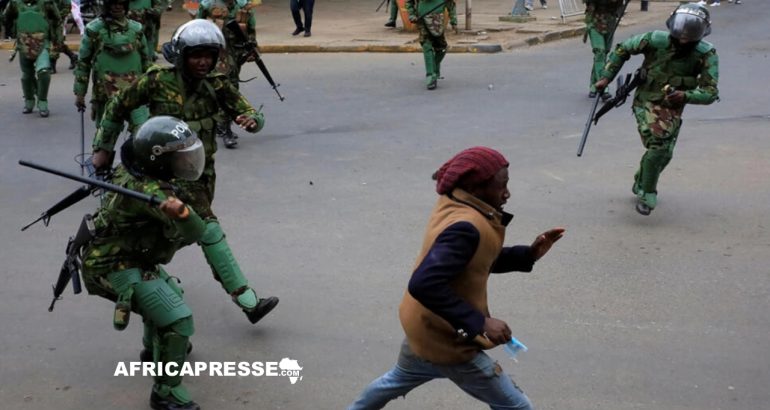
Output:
[559, 0, 585, 23]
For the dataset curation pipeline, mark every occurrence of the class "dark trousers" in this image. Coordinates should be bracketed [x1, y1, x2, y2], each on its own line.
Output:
[1, 0, 13, 38]
[290, 0, 314, 31]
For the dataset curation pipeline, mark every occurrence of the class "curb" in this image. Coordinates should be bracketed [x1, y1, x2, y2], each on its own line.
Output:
[0, 41, 506, 54]
[0, 26, 583, 54]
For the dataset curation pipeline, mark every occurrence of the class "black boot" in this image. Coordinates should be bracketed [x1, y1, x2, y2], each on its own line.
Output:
[68, 53, 78, 69]
[150, 392, 200, 410]
[244, 296, 279, 324]
[222, 124, 238, 149]
[50, 58, 57, 74]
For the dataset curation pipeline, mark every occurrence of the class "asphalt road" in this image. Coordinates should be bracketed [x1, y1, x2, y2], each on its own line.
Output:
[0, 3, 768, 409]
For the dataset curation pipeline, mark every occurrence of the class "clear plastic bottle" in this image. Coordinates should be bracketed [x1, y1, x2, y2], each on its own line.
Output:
[503, 336, 528, 361]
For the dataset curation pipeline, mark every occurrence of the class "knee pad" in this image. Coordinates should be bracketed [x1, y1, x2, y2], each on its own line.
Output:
[133, 278, 193, 329]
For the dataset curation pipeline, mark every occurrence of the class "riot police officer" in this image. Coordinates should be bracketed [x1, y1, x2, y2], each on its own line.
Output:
[595, 3, 719, 215]
[91, 20, 279, 327]
[80, 116, 206, 410]
[74, 0, 151, 128]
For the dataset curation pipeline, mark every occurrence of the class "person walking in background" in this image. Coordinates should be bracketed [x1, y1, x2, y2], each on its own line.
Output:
[197, 0, 257, 148]
[289, 0, 313, 37]
[348, 147, 565, 410]
[49, 0, 79, 72]
[3, 0, 62, 117]
[525, 0, 547, 11]
[406, 0, 457, 90]
[583, 0, 624, 100]
[384, 0, 400, 28]
[74, 0, 151, 130]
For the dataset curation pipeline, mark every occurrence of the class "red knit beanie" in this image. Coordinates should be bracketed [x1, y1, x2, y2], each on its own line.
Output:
[433, 147, 509, 195]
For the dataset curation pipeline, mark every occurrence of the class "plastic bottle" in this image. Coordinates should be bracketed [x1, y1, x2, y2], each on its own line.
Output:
[503, 336, 528, 361]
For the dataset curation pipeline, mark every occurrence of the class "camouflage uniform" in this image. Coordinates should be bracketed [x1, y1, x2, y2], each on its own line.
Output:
[406, 0, 457, 89]
[600, 30, 719, 209]
[82, 164, 205, 407]
[197, 0, 255, 87]
[92, 65, 272, 318]
[3, 0, 61, 115]
[74, 15, 151, 127]
[127, 0, 164, 59]
[583, 0, 623, 94]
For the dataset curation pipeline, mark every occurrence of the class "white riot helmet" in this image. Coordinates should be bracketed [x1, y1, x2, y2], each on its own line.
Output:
[162, 19, 225, 71]
[666, 3, 711, 42]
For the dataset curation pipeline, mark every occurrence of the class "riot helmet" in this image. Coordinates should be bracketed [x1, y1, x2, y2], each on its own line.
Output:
[163, 20, 225, 73]
[132, 116, 205, 181]
[666, 3, 711, 43]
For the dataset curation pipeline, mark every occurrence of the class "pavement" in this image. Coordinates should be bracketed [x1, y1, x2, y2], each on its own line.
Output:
[1, 0, 685, 53]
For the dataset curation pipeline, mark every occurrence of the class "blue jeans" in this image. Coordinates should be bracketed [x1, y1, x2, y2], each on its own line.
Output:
[348, 340, 533, 410]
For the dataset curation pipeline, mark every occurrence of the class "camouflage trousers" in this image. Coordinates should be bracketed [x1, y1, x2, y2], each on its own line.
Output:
[632, 101, 683, 195]
[417, 21, 447, 53]
[586, 26, 612, 91]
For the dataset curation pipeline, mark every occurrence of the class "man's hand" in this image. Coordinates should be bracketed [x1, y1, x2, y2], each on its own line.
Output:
[75, 95, 86, 112]
[482, 317, 512, 345]
[235, 114, 257, 131]
[530, 227, 566, 261]
[408, 15, 417, 23]
[594, 78, 610, 91]
[159, 197, 189, 220]
[665, 90, 686, 105]
[91, 149, 111, 170]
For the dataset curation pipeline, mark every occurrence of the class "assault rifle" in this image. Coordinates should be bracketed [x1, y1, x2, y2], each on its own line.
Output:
[19, 160, 168, 311]
[21, 157, 106, 231]
[576, 0, 632, 157]
[48, 214, 92, 311]
[591, 68, 646, 124]
[225, 19, 285, 101]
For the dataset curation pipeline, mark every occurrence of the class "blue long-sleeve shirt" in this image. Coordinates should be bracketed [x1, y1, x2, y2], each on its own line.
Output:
[407, 221, 535, 338]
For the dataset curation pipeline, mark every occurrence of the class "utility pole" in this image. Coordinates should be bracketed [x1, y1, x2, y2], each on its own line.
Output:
[465, 0, 472, 30]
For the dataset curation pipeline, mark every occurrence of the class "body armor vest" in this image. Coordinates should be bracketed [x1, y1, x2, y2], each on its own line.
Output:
[637, 30, 712, 102]
[16, 0, 50, 59]
[92, 19, 145, 98]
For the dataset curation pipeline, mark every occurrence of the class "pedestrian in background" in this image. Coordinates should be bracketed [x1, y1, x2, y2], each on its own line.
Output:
[384, 0, 400, 28]
[290, 0, 313, 37]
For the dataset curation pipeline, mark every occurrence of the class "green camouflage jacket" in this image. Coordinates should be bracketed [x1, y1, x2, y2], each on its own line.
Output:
[83, 165, 206, 275]
[74, 17, 151, 102]
[601, 30, 719, 106]
[405, 0, 457, 26]
[584, 0, 623, 34]
[93, 65, 264, 163]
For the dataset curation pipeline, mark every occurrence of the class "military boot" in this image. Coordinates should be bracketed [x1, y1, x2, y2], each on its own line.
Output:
[245, 296, 279, 324]
[150, 390, 200, 410]
[68, 53, 78, 70]
[200, 221, 279, 324]
[636, 192, 657, 216]
[223, 123, 238, 149]
[50, 58, 57, 74]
